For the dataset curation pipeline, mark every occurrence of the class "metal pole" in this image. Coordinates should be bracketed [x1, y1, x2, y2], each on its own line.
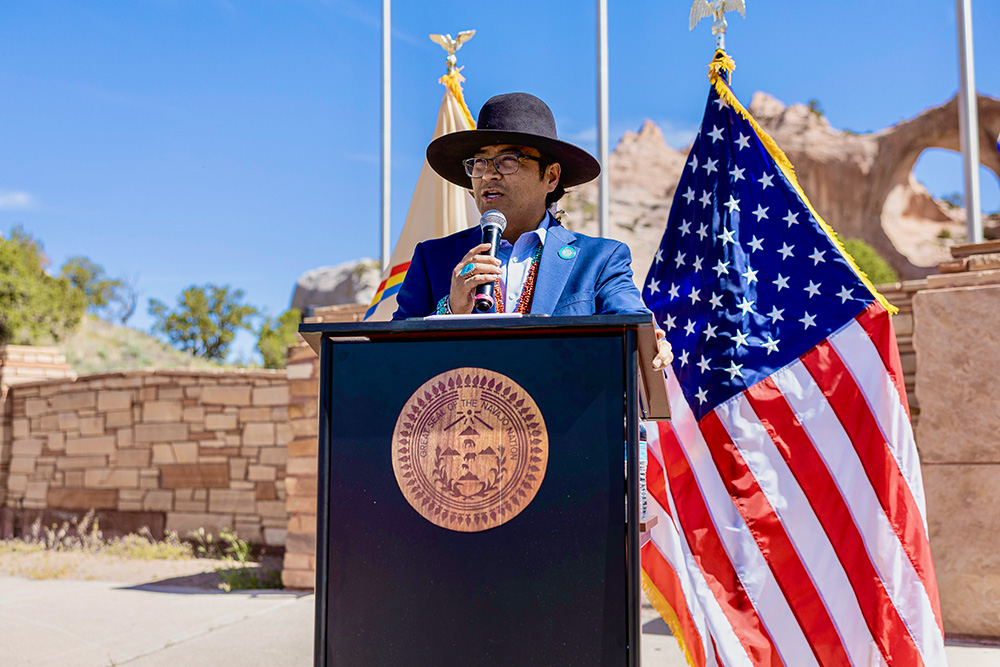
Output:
[597, 0, 610, 238]
[381, 0, 392, 271]
[957, 0, 983, 244]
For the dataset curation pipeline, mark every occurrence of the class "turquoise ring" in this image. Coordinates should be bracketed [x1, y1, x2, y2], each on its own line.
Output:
[460, 263, 475, 276]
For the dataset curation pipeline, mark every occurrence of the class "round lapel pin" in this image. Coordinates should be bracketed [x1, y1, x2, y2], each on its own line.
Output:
[558, 245, 576, 260]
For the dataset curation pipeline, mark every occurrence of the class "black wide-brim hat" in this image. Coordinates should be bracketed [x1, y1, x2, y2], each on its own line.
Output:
[427, 92, 601, 189]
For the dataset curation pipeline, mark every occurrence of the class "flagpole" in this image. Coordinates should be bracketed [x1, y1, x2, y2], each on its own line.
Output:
[957, 0, 983, 244]
[596, 0, 610, 238]
[381, 0, 392, 271]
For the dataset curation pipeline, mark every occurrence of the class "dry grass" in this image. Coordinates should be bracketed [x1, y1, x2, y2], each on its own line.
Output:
[0, 512, 281, 589]
[58, 316, 231, 375]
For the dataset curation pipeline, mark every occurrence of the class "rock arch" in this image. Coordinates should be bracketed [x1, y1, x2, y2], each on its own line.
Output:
[754, 93, 1000, 279]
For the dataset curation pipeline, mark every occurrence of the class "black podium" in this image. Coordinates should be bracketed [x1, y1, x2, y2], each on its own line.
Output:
[300, 315, 667, 667]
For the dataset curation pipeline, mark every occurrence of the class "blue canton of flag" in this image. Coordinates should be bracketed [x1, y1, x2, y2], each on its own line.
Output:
[643, 71, 875, 421]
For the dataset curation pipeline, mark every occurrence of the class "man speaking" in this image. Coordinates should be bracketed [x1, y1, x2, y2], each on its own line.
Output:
[393, 92, 671, 369]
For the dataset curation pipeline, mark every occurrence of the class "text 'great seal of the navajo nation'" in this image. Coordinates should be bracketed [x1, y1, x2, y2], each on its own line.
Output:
[391, 367, 549, 532]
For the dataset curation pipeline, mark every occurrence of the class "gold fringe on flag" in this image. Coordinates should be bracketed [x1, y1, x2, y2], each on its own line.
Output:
[641, 571, 699, 667]
[439, 68, 476, 130]
[707, 51, 897, 314]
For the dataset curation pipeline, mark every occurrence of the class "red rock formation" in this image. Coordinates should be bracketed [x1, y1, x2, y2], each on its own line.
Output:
[561, 93, 1000, 282]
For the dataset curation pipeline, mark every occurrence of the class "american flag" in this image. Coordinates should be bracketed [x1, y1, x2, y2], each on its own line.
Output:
[640, 54, 946, 666]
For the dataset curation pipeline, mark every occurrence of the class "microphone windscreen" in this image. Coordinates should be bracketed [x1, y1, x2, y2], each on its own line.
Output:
[480, 209, 507, 232]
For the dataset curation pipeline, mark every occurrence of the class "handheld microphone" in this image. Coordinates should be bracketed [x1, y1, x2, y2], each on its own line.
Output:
[474, 209, 507, 312]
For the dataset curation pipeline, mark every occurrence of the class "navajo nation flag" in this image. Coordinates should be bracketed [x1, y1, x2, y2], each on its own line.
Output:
[640, 52, 946, 666]
[365, 70, 480, 321]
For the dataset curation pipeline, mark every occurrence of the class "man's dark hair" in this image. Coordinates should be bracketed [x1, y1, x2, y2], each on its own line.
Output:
[536, 155, 565, 207]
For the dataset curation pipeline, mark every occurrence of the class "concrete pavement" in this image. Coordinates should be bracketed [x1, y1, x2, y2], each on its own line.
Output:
[0, 574, 996, 665]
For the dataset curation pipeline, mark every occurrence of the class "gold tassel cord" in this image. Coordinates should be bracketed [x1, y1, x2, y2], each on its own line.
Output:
[439, 68, 476, 130]
[641, 571, 699, 667]
[707, 52, 897, 315]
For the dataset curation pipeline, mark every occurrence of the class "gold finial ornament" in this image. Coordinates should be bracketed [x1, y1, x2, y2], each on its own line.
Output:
[429, 30, 476, 75]
[689, 0, 745, 51]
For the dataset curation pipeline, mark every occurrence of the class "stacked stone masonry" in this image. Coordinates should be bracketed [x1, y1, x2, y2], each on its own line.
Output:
[0, 346, 76, 397]
[280, 303, 366, 590]
[1, 369, 290, 547]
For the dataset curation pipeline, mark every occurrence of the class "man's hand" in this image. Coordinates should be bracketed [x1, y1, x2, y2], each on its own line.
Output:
[652, 328, 673, 371]
[449, 243, 501, 314]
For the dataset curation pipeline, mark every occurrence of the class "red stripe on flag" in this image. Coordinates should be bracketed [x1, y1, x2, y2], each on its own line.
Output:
[800, 341, 940, 623]
[371, 262, 412, 298]
[642, 538, 708, 667]
[645, 448, 673, 523]
[699, 410, 852, 667]
[657, 422, 783, 667]
[854, 302, 910, 421]
[745, 378, 924, 667]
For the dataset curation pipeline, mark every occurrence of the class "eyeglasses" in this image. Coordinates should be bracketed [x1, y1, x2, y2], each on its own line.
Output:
[463, 152, 544, 178]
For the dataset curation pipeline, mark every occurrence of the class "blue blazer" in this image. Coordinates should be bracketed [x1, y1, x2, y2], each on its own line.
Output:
[393, 215, 650, 319]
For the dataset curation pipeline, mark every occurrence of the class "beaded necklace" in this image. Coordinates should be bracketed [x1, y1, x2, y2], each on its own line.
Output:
[494, 244, 543, 314]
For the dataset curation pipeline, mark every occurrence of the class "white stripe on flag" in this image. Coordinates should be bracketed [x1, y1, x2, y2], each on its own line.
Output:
[648, 421, 751, 667]
[829, 319, 928, 526]
[775, 363, 947, 666]
[647, 424, 737, 667]
[715, 396, 887, 667]
[669, 376, 820, 667]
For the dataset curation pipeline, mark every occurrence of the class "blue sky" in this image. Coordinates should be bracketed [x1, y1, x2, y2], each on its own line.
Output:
[1, 1, 998, 361]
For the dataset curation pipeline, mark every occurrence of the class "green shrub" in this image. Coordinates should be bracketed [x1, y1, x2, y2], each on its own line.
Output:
[188, 527, 283, 591]
[842, 238, 899, 285]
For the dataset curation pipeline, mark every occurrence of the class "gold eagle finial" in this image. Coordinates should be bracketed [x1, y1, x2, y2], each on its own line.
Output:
[429, 30, 476, 74]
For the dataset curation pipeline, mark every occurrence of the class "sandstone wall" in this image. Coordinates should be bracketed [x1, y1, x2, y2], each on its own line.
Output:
[1, 369, 290, 546]
[280, 303, 366, 589]
[913, 268, 1000, 637]
[0, 345, 75, 396]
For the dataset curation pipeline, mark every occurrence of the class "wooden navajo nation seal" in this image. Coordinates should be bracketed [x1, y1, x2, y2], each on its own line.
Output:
[391, 367, 549, 532]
